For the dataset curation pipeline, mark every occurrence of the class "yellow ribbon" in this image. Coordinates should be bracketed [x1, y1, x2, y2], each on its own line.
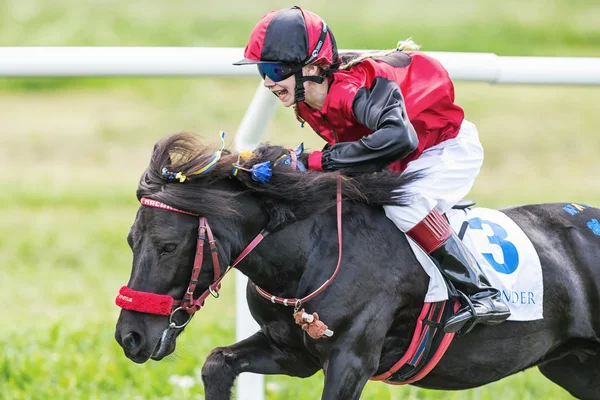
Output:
[190, 131, 226, 176]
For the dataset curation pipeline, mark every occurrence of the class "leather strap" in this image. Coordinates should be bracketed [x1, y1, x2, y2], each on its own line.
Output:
[252, 172, 343, 309]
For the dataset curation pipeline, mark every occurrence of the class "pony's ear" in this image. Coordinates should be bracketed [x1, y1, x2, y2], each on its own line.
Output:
[261, 199, 297, 231]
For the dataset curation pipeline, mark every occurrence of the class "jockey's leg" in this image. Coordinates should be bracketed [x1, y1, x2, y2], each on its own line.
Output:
[406, 209, 511, 333]
[383, 120, 510, 334]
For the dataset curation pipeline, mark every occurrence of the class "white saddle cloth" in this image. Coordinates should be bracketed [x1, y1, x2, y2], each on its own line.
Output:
[407, 207, 543, 321]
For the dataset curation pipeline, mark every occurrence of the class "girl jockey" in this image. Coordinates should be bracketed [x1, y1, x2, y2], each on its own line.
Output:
[234, 6, 510, 333]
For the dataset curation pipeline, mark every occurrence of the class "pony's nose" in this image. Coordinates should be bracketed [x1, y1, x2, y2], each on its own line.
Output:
[121, 331, 145, 357]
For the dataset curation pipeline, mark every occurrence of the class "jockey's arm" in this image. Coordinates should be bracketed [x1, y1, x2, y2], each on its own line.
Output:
[308, 77, 418, 173]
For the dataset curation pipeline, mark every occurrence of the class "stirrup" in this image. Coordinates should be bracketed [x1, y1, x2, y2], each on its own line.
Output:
[444, 291, 478, 335]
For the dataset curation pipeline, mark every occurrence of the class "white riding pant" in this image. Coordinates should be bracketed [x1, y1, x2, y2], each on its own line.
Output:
[383, 120, 484, 232]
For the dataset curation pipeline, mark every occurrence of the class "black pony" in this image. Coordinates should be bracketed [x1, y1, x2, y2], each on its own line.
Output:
[115, 133, 600, 400]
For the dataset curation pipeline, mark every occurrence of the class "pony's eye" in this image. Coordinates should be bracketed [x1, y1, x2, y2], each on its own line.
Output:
[161, 243, 177, 255]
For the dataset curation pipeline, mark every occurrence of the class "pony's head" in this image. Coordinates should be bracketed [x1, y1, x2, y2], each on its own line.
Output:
[114, 132, 415, 363]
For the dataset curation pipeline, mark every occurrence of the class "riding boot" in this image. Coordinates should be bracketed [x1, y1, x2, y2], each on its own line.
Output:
[407, 208, 511, 334]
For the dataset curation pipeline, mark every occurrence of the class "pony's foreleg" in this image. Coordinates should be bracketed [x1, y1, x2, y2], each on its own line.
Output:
[319, 318, 388, 400]
[201, 330, 319, 400]
[320, 347, 380, 400]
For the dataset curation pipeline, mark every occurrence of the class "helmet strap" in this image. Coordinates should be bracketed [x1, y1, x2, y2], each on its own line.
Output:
[294, 70, 325, 104]
[293, 20, 330, 104]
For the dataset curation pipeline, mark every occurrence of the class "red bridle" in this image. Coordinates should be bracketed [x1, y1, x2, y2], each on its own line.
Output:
[115, 173, 343, 328]
[116, 197, 267, 327]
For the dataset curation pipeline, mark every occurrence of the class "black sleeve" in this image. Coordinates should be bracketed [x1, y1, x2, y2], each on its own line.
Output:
[321, 77, 418, 173]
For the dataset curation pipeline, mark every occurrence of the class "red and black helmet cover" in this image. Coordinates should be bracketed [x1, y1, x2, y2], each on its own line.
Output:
[234, 6, 338, 67]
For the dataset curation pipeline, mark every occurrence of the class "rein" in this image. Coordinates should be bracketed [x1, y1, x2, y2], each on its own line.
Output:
[116, 167, 343, 331]
[253, 172, 343, 310]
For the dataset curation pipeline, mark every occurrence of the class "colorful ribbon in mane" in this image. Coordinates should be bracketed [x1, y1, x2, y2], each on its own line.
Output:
[162, 131, 226, 182]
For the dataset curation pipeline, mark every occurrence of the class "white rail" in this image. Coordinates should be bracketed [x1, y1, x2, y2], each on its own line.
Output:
[1, 47, 600, 85]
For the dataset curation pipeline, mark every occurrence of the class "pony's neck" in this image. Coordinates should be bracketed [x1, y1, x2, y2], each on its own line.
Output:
[234, 218, 315, 298]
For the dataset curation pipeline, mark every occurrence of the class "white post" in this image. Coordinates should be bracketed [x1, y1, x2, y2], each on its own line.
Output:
[234, 272, 265, 400]
[234, 82, 280, 151]
[234, 82, 280, 400]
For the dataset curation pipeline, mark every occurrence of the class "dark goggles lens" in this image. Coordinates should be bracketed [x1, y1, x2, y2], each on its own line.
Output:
[257, 63, 298, 82]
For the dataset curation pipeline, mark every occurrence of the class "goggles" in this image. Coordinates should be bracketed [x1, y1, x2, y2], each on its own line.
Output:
[257, 63, 301, 82]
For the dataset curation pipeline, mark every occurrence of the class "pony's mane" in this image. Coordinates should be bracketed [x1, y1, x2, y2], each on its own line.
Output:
[137, 132, 417, 230]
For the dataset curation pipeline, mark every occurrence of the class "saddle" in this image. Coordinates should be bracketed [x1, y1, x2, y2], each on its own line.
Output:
[452, 199, 476, 210]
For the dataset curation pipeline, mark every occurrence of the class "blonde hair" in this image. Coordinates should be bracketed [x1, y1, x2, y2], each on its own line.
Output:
[293, 38, 420, 125]
[339, 38, 421, 70]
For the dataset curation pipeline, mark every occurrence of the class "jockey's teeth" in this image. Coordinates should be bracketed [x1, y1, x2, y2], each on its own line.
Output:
[273, 90, 287, 99]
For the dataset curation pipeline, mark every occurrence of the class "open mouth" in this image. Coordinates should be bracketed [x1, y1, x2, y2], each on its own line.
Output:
[272, 89, 288, 99]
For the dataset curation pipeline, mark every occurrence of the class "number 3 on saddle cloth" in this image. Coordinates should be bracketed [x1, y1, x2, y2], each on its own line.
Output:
[376, 204, 544, 384]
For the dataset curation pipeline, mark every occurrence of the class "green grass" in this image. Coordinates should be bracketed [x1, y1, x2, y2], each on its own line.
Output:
[1, 0, 599, 398]
[1, 0, 598, 54]
[0, 317, 571, 400]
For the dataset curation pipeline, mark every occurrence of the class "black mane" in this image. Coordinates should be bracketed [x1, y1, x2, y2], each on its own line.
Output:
[137, 132, 417, 229]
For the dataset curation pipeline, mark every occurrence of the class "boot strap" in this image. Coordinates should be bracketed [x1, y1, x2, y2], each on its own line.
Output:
[407, 209, 453, 253]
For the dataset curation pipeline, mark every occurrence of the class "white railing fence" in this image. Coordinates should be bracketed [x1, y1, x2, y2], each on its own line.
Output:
[2, 47, 599, 400]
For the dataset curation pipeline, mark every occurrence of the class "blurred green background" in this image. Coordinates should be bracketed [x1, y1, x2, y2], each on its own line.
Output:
[1, 0, 599, 399]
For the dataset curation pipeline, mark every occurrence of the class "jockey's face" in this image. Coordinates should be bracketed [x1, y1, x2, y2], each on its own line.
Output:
[263, 65, 326, 108]
[263, 72, 297, 107]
